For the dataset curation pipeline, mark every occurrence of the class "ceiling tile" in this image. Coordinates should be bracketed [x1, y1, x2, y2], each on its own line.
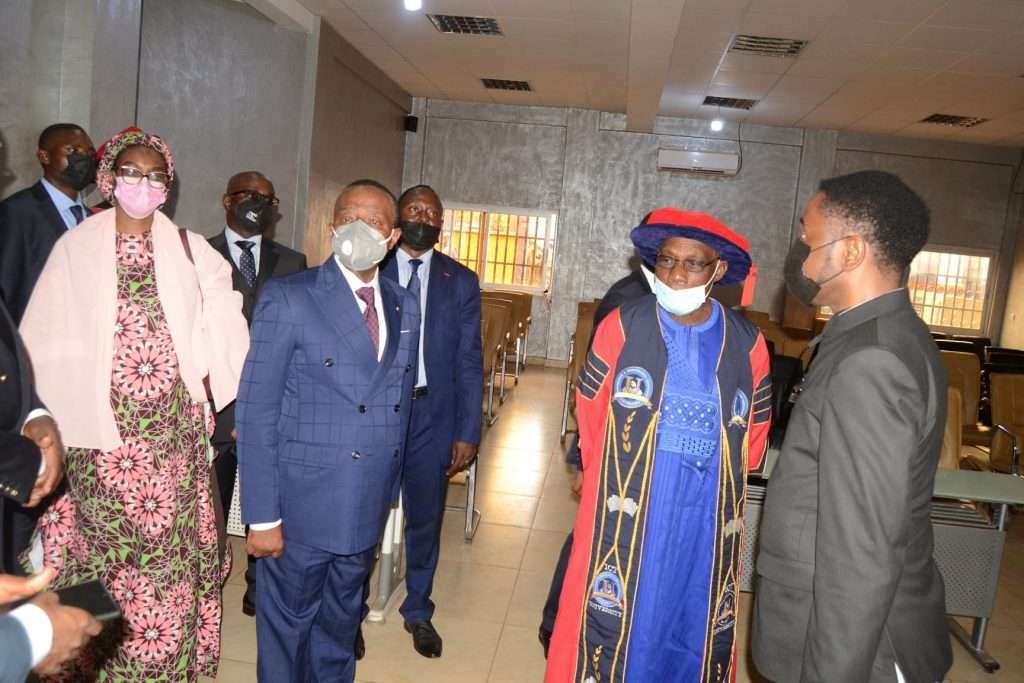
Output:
[871, 46, 968, 72]
[852, 65, 937, 87]
[739, 12, 831, 41]
[569, 0, 629, 25]
[343, 0, 497, 16]
[496, 17, 573, 42]
[899, 25, 996, 51]
[785, 57, 867, 80]
[491, 0, 572, 20]
[671, 30, 735, 55]
[718, 52, 794, 76]
[767, 74, 840, 100]
[746, 0, 845, 17]
[926, 0, 1024, 31]
[813, 20, 916, 47]
[711, 70, 782, 95]
[797, 39, 885, 62]
[950, 52, 1024, 77]
[301, 0, 370, 31]
[834, 0, 946, 25]
[677, 7, 746, 34]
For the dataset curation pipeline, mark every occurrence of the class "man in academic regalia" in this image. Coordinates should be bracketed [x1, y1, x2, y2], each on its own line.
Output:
[545, 208, 772, 683]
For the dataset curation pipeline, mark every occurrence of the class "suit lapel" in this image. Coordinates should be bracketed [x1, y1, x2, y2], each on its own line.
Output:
[424, 251, 451, 361]
[210, 234, 249, 293]
[257, 240, 280, 287]
[31, 182, 68, 239]
[365, 279, 403, 397]
[309, 259, 378, 375]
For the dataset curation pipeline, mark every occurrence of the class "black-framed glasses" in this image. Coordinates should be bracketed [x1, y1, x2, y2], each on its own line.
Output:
[655, 253, 718, 273]
[228, 190, 280, 207]
[116, 165, 171, 189]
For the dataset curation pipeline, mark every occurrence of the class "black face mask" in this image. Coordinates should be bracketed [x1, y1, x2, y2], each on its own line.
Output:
[399, 220, 441, 252]
[783, 238, 846, 306]
[233, 197, 274, 234]
[59, 152, 97, 191]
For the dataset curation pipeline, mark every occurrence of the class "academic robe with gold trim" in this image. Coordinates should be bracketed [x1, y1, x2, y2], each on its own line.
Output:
[545, 295, 771, 683]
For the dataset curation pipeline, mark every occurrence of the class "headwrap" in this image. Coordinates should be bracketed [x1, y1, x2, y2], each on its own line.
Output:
[630, 207, 758, 305]
[96, 127, 175, 200]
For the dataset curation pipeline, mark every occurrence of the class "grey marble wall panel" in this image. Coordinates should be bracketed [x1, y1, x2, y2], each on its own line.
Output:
[89, 0, 143, 144]
[137, 0, 307, 244]
[833, 150, 1013, 250]
[792, 129, 839, 238]
[426, 99, 568, 127]
[837, 131, 1021, 167]
[994, 193, 1023, 343]
[421, 117, 566, 210]
[402, 97, 428, 190]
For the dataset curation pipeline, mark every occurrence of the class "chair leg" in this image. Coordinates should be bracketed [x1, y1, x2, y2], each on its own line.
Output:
[487, 366, 499, 426]
[522, 328, 529, 369]
[464, 460, 481, 541]
[513, 337, 522, 385]
[560, 381, 571, 443]
[499, 349, 508, 404]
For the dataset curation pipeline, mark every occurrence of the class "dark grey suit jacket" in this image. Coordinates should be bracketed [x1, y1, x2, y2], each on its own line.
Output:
[752, 290, 952, 683]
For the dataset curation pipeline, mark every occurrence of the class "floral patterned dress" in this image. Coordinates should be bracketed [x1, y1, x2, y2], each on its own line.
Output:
[38, 231, 225, 681]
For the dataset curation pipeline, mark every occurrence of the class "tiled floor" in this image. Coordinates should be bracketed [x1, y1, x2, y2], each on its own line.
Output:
[210, 367, 1024, 682]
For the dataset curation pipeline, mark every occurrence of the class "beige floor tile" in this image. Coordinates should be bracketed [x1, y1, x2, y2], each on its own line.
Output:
[213, 657, 258, 682]
[225, 535, 249, 587]
[531, 489, 579, 533]
[475, 464, 548, 497]
[439, 514, 530, 569]
[521, 529, 571, 577]
[358, 612, 503, 683]
[484, 424, 563, 454]
[220, 582, 258, 664]
[478, 445, 551, 473]
[505, 570, 554, 629]
[477, 491, 539, 528]
[430, 559, 519, 624]
[488, 625, 549, 682]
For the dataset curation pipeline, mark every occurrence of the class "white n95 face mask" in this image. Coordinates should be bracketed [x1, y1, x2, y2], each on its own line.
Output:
[332, 220, 392, 271]
[653, 268, 717, 316]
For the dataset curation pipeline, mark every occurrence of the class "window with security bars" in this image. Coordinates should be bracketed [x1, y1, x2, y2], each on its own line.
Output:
[439, 205, 557, 293]
[907, 249, 991, 332]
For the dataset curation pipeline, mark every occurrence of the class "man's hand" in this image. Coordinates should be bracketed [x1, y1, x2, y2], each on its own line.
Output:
[0, 568, 54, 605]
[247, 526, 284, 559]
[447, 441, 479, 477]
[571, 469, 584, 496]
[23, 415, 64, 507]
[31, 592, 102, 675]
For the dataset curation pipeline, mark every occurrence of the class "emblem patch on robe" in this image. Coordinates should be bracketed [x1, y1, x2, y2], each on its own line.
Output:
[712, 582, 737, 635]
[590, 566, 625, 618]
[612, 366, 654, 409]
[728, 388, 749, 429]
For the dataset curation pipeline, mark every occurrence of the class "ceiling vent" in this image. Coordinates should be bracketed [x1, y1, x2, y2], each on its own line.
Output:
[482, 78, 532, 91]
[919, 113, 989, 128]
[427, 14, 502, 35]
[703, 95, 757, 110]
[729, 34, 808, 57]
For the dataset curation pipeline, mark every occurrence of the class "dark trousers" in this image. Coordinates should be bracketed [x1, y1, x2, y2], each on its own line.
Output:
[214, 443, 256, 593]
[256, 539, 375, 683]
[398, 395, 449, 624]
[0, 504, 38, 575]
[541, 531, 574, 633]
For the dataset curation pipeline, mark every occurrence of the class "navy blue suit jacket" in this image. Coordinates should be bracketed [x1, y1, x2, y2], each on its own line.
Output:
[0, 181, 68, 323]
[382, 249, 483, 453]
[236, 257, 420, 555]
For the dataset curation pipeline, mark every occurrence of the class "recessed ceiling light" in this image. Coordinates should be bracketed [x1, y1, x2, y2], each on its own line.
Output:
[404, 0, 422, 10]
[710, 119, 724, 132]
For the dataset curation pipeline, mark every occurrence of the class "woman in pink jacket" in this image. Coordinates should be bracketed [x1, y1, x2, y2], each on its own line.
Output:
[20, 128, 249, 681]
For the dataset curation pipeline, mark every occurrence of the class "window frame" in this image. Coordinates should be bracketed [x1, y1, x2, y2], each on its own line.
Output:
[439, 202, 558, 295]
[906, 243, 995, 335]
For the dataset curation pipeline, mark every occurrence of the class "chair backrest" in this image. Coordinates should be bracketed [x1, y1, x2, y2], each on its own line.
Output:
[987, 350, 1024, 367]
[940, 350, 981, 426]
[480, 294, 517, 342]
[741, 309, 815, 366]
[986, 346, 1024, 363]
[936, 339, 975, 354]
[570, 300, 600, 384]
[480, 301, 511, 374]
[990, 372, 1024, 429]
[938, 386, 963, 470]
[490, 290, 533, 330]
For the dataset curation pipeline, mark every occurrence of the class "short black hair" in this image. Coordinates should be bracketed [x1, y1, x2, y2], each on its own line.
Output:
[344, 178, 398, 218]
[818, 170, 930, 273]
[38, 123, 85, 150]
[398, 184, 439, 205]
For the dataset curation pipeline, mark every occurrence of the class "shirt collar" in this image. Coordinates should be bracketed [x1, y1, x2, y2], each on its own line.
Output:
[224, 224, 263, 247]
[820, 288, 911, 342]
[396, 246, 434, 269]
[336, 257, 381, 295]
[39, 177, 82, 211]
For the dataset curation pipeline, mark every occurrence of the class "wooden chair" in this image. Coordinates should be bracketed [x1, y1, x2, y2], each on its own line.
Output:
[938, 387, 963, 471]
[940, 351, 991, 447]
[988, 373, 1024, 475]
[490, 290, 534, 377]
[480, 301, 511, 425]
[561, 300, 600, 443]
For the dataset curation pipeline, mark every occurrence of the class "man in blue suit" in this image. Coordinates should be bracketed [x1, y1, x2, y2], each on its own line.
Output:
[380, 185, 483, 658]
[237, 179, 420, 682]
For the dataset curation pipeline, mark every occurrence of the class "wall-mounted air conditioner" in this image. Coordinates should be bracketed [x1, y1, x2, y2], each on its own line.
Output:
[657, 148, 740, 176]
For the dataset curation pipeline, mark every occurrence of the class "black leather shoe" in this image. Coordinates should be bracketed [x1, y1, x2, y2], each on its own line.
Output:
[242, 589, 255, 617]
[404, 620, 442, 658]
[354, 625, 365, 661]
[538, 626, 552, 659]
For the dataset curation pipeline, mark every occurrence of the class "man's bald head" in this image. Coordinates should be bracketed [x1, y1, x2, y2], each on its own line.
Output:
[334, 179, 398, 233]
[226, 171, 272, 196]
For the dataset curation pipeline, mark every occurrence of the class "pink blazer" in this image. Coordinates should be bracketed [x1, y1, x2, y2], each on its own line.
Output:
[20, 208, 250, 452]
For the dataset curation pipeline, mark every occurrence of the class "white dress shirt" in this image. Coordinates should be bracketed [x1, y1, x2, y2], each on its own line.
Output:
[40, 178, 85, 231]
[250, 261, 387, 532]
[10, 603, 53, 667]
[395, 247, 432, 388]
[223, 225, 263, 273]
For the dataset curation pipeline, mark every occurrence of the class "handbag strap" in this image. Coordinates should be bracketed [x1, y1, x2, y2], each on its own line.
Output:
[177, 229, 214, 402]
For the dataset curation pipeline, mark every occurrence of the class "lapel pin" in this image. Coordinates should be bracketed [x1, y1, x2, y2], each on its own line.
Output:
[324, 358, 335, 367]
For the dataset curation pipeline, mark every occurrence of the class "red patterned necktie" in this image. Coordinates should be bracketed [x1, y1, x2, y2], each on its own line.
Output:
[356, 286, 379, 355]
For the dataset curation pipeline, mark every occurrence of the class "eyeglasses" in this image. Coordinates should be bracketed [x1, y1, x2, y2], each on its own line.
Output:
[116, 165, 171, 189]
[654, 254, 718, 273]
[404, 204, 441, 222]
[228, 190, 280, 207]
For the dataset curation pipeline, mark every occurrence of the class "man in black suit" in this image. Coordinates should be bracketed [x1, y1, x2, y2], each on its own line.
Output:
[0, 123, 96, 323]
[208, 171, 306, 616]
[753, 171, 952, 683]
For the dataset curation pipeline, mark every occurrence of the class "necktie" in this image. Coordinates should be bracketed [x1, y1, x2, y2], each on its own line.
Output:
[406, 258, 422, 300]
[356, 286, 380, 355]
[69, 205, 85, 226]
[236, 240, 257, 288]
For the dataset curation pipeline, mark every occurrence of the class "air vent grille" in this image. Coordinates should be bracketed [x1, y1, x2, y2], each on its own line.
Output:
[919, 113, 989, 128]
[703, 96, 757, 110]
[427, 14, 502, 35]
[729, 34, 808, 57]
[482, 78, 531, 91]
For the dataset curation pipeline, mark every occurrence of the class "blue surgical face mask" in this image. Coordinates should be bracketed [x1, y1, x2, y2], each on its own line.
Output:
[653, 266, 717, 316]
